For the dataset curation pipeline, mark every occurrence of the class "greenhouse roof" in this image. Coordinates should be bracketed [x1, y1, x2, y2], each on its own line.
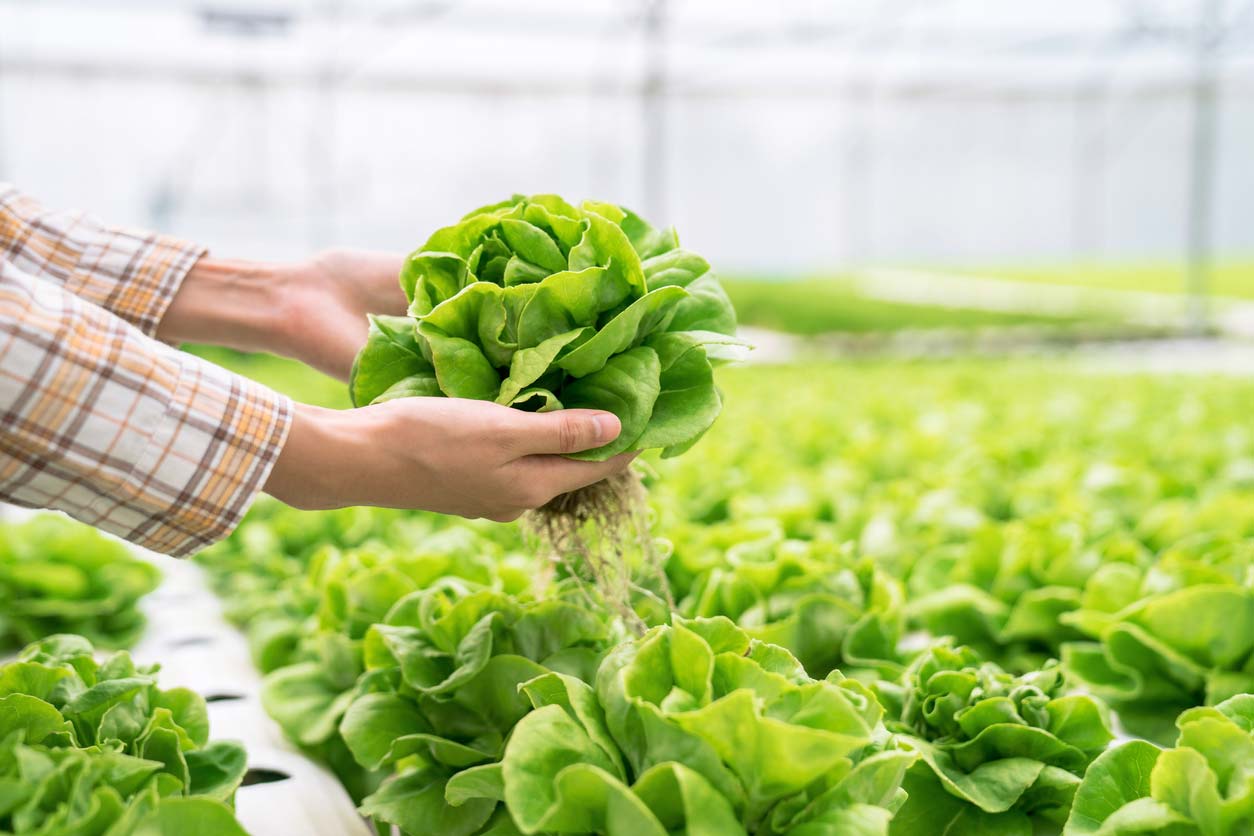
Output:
[3, 0, 1253, 94]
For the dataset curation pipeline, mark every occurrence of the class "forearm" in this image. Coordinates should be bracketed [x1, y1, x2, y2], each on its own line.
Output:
[156, 257, 293, 352]
[157, 250, 407, 382]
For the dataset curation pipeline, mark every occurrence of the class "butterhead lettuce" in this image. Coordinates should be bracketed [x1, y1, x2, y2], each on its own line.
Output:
[1064, 694, 1254, 835]
[0, 515, 160, 651]
[874, 643, 1113, 836]
[351, 195, 740, 461]
[1062, 584, 1254, 743]
[0, 634, 249, 835]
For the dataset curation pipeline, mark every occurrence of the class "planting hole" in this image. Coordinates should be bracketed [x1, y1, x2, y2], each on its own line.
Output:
[241, 768, 290, 786]
[167, 636, 213, 648]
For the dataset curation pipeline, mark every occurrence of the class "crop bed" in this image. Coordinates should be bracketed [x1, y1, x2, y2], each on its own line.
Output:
[187, 359, 1254, 835]
[5, 358, 1254, 835]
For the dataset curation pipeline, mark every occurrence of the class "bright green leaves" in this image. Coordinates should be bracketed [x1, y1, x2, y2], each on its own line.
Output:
[556, 286, 684, 377]
[670, 688, 864, 809]
[672, 527, 906, 680]
[502, 702, 633, 833]
[403, 251, 472, 317]
[569, 205, 647, 300]
[500, 218, 568, 274]
[877, 643, 1112, 834]
[559, 617, 908, 834]
[1063, 741, 1165, 835]
[196, 362, 1254, 834]
[350, 314, 435, 407]
[261, 661, 358, 749]
[515, 267, 625, 347]
[889, 767, 1034, 836]
[496, 328, 591, 406]
[196, 517, 538, 817]
[1064, 695, 1254, 835]
[352, 194, 742, 460]
[0, 694, 72, 748]
[339, 692, 431, 772]
[562, 347, 662, 460]
[337, 606, 910, 836]
[133, 796, 253, 836]
[184, 741, 248, 802]
[653, 271, 737, 335]
[0, 515, 161, 651]
[632, 331, 722, 454]
[358, 768, 497, 836]
[632, 762, 743, 836]
[338, 581, 614, 836]
[419, 327, 502, 401]
[0, 636, 248, 836]
[1061, 585, 1254, 743]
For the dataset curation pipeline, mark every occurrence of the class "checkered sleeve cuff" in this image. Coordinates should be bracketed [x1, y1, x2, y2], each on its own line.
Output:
[120, 346, 294, 556]
[0, 184, 206, 337]
[1, 258, 292, 557]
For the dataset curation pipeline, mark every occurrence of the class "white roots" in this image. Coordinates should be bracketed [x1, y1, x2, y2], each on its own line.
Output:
[524, 468, 673, 635]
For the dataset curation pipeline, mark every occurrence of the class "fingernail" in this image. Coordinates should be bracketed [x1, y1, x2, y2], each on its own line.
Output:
[594, 413, 621, 443]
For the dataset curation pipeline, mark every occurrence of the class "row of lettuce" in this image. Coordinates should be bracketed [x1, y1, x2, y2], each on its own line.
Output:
[0, 516, 251, 834]
[0, 516, 159, 653]
[194, 362, 1254, 835]
[0, 632, 249, 836]
[652, 363, 1254, 743]
[7, 361, 1254, 834]
[5, 507, 1246, 836]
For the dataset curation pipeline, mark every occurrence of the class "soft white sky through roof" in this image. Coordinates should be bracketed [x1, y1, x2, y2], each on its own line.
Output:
[3, 0, 1251, 88]
[2, 0, 1252, 270]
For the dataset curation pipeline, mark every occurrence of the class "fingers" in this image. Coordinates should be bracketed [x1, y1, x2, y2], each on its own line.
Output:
[509, 451, 638, 507]
[502, 409, 622, 456]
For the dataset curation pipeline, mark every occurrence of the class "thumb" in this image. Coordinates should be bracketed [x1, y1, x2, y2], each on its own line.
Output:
[510, 409, 622, 456]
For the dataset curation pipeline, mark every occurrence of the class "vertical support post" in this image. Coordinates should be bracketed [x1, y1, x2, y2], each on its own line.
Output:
[840, 80, 873, 268]
[244, 73, 269, 211]
[0, 42, 6, 178]
[1071, 81, 1107, 261]
[1185, 0, 1224, 335]
[309, 1, 341, 249]
[641, 0, 667, 221]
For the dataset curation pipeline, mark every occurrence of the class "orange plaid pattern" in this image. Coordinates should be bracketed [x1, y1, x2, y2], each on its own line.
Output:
[1, 185, 291, 557]
[0, 185, 205, 337]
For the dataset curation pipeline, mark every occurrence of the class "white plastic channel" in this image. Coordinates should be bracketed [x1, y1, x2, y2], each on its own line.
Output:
[131, 548, 374, 836]
[0, 505, 372, 836]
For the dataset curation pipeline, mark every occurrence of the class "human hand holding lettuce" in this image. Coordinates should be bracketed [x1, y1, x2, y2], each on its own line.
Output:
[263, 398, 634, 522]
[160, 244, 635, 518]
[166, 195, 735, 520]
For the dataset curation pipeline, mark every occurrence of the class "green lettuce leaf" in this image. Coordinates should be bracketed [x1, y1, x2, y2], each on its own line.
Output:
[0, 516, 160, 651]
[1064, 694, 1254, 835]
[0, 636, 249, 835]
[876, 643, 1111, 830]
[350, 194, 742, 460]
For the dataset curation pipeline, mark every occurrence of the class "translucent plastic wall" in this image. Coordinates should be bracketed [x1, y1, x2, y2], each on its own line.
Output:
[2, 0, 1252, 275]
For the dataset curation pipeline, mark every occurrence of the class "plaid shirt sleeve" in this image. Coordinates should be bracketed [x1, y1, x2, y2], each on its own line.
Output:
[0, 250, 292, 558]
[0, 183, 203, 337]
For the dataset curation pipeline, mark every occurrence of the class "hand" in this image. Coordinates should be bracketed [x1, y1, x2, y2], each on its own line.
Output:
[275, 250, 407, 381]
[263, 398, 635, 522]
[158, 249, 406, 381]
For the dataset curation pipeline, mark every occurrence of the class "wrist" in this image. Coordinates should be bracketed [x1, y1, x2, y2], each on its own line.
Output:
[264, 403, 339, 509]
[263, 402, 383, 510]
[157, 257, 294, 352]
